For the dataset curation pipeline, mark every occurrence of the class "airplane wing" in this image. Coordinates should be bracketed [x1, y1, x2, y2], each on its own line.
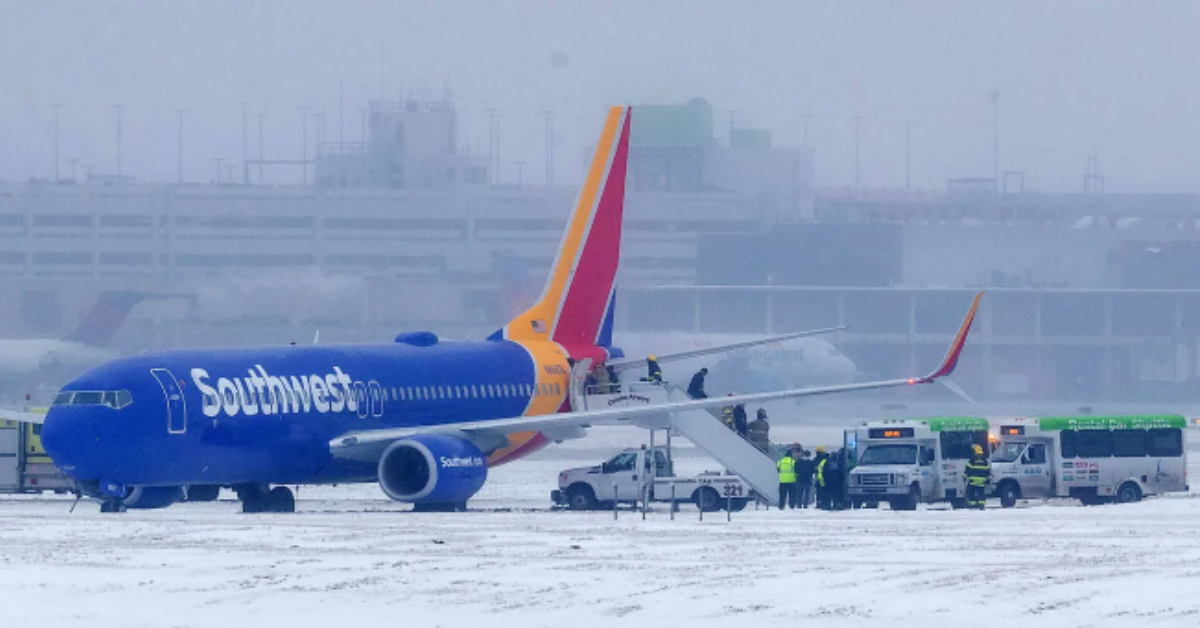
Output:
[331, 293, 983, 461]
[605, 325, 846, 373]
[0, 409, 47, 424]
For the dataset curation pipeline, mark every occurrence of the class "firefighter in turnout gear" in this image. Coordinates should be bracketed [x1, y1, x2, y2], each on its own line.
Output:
[646, 355, 663, 383]
[814, 447, 830, 510]
[965, 444, 991, 509]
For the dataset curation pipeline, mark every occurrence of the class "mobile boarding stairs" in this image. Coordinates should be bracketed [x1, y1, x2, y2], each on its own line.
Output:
[569, 359, 780, 507]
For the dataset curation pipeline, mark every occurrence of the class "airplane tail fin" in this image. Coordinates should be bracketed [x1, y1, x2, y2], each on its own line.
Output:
[61, 291, 151, 346]
[491, 106, 631, 355]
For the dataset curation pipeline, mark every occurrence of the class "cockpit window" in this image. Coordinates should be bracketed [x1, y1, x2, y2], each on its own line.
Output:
[52, 390, 133, 409]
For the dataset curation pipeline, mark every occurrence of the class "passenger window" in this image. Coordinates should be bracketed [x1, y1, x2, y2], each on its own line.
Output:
[1023, 444, 1047, 465]
[1148, 428, 1183, 457]
[1074, 430, 1113, 458]
[1112, 429, 1148, 458]
[1060, 430, 1077, 458]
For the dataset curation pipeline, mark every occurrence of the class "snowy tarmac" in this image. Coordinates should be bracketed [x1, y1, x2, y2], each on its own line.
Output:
[3, 427, 1200, 627]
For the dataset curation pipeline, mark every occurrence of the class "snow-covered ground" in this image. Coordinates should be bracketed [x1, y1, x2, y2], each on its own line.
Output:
[3, 427, 1200, 627]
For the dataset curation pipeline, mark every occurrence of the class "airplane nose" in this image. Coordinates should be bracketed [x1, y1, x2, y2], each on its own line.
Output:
[41, 407, 87, 478]
[42, 405, 111, 482]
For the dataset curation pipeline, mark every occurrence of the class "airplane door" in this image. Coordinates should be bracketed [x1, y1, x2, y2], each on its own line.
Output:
[151, 368, 188, 434]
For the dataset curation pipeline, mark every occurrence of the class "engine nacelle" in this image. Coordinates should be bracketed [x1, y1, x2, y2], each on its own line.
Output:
[123, 486, 186, 509]
[377, 434, 487, 506]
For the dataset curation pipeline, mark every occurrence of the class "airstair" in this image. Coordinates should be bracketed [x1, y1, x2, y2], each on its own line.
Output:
[569, 359, 780, 506]
[662, 384, 781, 506]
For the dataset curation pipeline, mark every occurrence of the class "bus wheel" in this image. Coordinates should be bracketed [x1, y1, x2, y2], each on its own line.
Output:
[892, 485, 920, 511]
[1116, 482, 1142, 504]
[998, 482, 1020, 509]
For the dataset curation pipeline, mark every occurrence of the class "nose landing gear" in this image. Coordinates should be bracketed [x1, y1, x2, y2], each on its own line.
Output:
[99, 499, 126, 514]
[235, 484, 296, 513]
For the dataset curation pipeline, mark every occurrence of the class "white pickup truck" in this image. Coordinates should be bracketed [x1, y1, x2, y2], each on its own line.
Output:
[551, 447, 755, 512]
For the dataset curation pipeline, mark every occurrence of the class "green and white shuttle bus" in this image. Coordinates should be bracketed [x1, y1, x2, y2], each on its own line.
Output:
[846, 417, 991, 510]
[990, 415, 1188, 507]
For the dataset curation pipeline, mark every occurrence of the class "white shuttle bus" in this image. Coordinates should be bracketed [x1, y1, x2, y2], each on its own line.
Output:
[846, 417, 990, 510]
[990, 415, 1188, 507]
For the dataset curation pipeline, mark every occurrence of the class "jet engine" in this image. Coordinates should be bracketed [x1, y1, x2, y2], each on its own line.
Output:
[377, 434, 488, 509]
[123, 486, 186, 509]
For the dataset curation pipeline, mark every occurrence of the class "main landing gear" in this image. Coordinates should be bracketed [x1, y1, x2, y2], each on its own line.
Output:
[235, 484, 296, 513]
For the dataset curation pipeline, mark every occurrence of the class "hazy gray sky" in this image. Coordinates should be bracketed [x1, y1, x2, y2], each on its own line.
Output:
[3, 1, 1199, 192]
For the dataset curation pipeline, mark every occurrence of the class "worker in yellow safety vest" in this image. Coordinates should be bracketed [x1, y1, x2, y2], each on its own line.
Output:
[964, 444, 991, 509]
[777, 445, 800, 509]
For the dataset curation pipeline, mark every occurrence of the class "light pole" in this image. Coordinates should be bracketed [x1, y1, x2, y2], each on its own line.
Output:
[114, 104, 124, 176]
[237, 102, 249, 184]
[799, 113, 811, 148]
[68, 158, 79, 183]
[176, 109, 185, 184]
[514, 160, 525, 187]
[540, 111, 555, 186]
[213, 157, 224, 184]
[852, 115, 862, 191]
[299, 105, 311, 184]
[990, 88, 1000, 194]
[256, 112, 266, 184]
[903, 119, 914, 192]
[51, 103, 62, 181]
[486, 108, 501, 185]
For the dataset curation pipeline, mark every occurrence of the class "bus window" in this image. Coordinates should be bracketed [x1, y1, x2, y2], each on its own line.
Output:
[1061, 430, 1077, 458]
[1112, 429, 1148, 458]
[1075, 430, 1113, 458]
[939, 431, 987, 460]
[1148, 428, 1183, 457]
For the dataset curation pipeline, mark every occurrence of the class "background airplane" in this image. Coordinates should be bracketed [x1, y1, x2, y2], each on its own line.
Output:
[617, 330, 856, 394]
[0, 291, 159, 401]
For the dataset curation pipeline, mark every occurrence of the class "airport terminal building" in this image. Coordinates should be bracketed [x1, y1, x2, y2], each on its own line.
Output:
[3, 97, 1200, 405]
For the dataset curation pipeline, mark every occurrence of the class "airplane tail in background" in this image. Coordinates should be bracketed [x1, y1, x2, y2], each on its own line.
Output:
[491, 106, 631, 357]
[61, 291, 152, 347]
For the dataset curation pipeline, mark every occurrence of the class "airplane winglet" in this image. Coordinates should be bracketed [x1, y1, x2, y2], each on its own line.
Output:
[915, 291, 983, 384]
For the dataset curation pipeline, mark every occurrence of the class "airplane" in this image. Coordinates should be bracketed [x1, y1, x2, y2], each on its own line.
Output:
[0, 291, 158, 400]
[615, 330, 856, 393]
[19, 106, 982, 514]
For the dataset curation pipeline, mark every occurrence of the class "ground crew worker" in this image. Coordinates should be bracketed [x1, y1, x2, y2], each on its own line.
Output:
[748, 408, 770, 452]
[593, 363, 612, 393]
[720, 406, 735, 430]
[814, 446, 830, 510]
[777, 446, 799, 509]
[646, 355, 663, 383]
[965, 444, 991, 509]
[733, 404, 748, 439]
[687, 367, 709, 399]
[795, 447, 815, 508]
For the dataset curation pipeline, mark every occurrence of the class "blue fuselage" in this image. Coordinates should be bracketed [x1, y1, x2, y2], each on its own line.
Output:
[41, 339, 568, 488]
